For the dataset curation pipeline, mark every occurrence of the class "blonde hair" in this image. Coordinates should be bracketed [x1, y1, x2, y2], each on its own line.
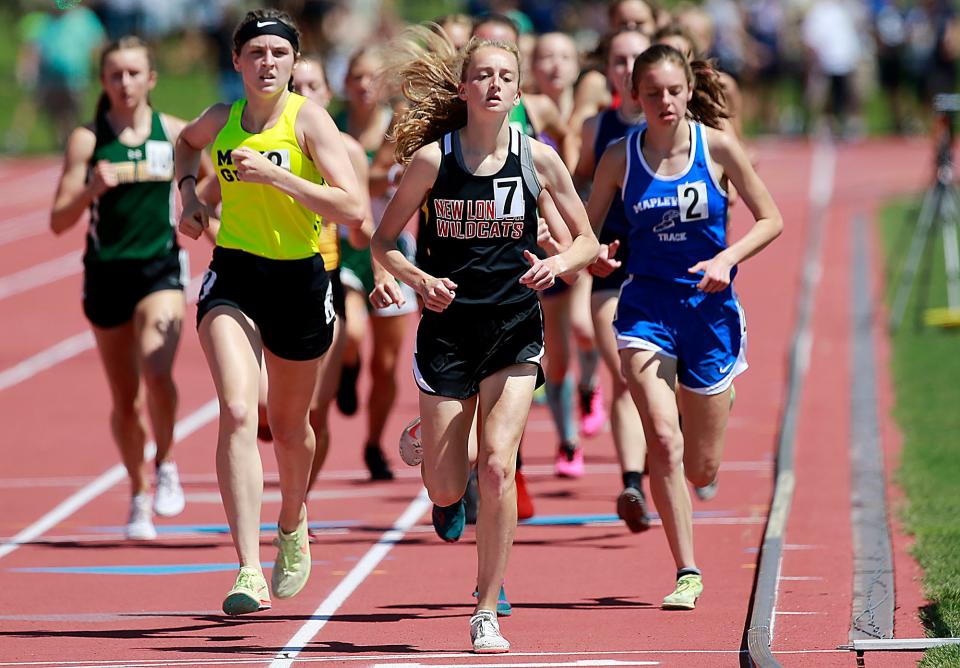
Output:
[385, 25, 521, 164]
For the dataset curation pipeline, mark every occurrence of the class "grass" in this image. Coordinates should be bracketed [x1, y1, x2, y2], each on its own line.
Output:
[879, 197, 960, 666]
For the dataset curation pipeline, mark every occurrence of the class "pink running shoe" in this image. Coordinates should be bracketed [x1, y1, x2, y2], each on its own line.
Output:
[554, 444, 585, 478]
[579, 385, 606, 437]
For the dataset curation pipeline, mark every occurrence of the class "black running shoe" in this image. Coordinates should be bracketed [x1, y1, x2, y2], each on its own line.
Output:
[616, 486, 651, 533]
[336, 362, 360, 415]
[364, 444, 394, 481]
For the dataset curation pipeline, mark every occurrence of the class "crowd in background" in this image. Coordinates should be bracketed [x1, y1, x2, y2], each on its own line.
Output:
[5, 0, 959, 153]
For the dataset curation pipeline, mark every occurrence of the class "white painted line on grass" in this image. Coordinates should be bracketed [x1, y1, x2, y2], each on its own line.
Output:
[0, 251, 82, 300]
[0, 399, 218, 561]
[268, 490, 433, 668]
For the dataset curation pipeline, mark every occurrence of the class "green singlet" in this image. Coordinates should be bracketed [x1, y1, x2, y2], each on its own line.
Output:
[86, 109, 177, 263]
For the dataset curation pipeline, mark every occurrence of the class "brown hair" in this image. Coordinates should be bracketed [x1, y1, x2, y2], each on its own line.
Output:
[386, 26, 521, 164]
[96, 36, 153, 119]
[607, 0, 662, 30]
[472, 13, 520, 41]
[631, 44, 728, 129]
[592, 26, 648, 69]
[652, 23, 698, 58]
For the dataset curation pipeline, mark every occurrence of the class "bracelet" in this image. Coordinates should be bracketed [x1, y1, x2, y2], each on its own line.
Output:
[177, 174, 198, 190]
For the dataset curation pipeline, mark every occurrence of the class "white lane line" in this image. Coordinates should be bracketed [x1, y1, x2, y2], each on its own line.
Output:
[0, 399, 218, 561]
[0, 649, 848, 667]
[0, 165, 60, 198]
[183, 488, 386, 503]
[0, 211, 47, 245]
[0, 460, 774, 488]
[269, 490, 433, 668]
[373, 662, 658, 667]
[0, 272, 203, 394]
[0, 649, 752, 668]
[0, 250, 82, 300]
[0, 332, 93, 392]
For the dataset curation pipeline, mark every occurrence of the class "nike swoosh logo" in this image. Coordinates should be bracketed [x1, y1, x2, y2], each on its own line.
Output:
[719, 362, 734, 374]
[257, 20, 277, 27]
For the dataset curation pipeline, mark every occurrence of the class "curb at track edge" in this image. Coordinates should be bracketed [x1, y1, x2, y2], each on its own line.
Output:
[741, 137, 836, 668]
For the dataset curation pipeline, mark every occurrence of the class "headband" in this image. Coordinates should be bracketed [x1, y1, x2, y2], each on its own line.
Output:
[235, 19, 300, 53]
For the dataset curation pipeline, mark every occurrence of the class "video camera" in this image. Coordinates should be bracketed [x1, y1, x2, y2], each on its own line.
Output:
[933, 94, 959, 176]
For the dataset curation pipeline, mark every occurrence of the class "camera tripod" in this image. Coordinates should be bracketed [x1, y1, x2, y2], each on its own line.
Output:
[889, 100, 960, 332]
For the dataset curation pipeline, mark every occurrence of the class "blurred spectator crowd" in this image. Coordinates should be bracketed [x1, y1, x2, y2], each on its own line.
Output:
[5, 0, 959, 152]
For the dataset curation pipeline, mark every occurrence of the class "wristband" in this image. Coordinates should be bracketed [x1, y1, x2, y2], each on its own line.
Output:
[177, 174, 198, 190]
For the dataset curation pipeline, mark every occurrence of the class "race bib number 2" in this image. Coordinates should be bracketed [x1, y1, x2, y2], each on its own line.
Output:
[677, 180, 708, 223]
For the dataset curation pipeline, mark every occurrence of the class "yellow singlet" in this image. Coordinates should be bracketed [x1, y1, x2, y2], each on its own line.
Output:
[212, 93, 325, 260]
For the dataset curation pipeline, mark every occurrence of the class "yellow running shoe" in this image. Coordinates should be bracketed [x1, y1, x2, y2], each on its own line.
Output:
[223, 567, 271, 615]
[271, 509, 311, 599]
[662, 574, 703, 610]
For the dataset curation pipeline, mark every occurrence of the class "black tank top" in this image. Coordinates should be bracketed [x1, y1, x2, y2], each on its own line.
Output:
[419, 126, 543, 307]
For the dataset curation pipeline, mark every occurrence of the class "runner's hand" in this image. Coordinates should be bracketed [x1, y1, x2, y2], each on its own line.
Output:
[418, 276, 457, 312]
[588, 239, 620, 278]
[520, 249, 564, 291]
[370, 279, 406, 310]
[89, 160, 118, 196]
[688, 255, 733, 292]
[232, 147, 278, 184]
[179, 194, 209, 240]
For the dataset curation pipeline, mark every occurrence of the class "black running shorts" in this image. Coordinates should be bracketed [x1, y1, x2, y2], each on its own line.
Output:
[83, 249, 187, 329]
[413, 297, 546, 399]
[196, 247, 335, 361]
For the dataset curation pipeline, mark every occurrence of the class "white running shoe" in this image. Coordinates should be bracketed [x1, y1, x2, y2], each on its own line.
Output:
[399, 416, 423, 466]
[470, 610, 510, 653]
[154, 461, 186, 517]
[694, 477, 719, 501]
[126, 493, 157, 540]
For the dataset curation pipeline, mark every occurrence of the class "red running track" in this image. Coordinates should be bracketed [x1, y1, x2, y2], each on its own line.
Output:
[0, 139, 930, 667]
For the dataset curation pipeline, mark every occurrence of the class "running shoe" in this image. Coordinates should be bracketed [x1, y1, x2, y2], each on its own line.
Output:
[662, 574, 703, 610]
[473, 583, 512, 617]
[154, 461, 185, 517]
[515, 469, 535, 520]
[336, 361, 360, 415]
[464, 468, 479, 525]
[125, 493, 156, 540]
[616, 486, 651, 533]
[554, 443, 585, 478]
[694, 477, 719, 501]
[470, 610, 510, 653]
[432, 500, 466, 543]
[364, 443, 394, 481]
[271, 509, 311, 599]
[579, 384, 606, 437]
[223, 566, 271, 615]
[399, 416, 423, 466]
